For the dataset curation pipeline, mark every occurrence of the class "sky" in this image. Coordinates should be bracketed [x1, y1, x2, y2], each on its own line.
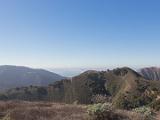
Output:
[0, 0, 160, 69]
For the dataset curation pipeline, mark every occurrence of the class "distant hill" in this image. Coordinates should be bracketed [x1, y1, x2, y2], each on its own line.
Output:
[0, 65, 65, 90]
[1, 67, 160, 110]
[140, 67, 160, 80]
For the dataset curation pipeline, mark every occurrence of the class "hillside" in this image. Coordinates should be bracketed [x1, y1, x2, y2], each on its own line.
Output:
[106, 68, 160, 109]
[0, 65, 65, 90]
[0, 67, 160, 110]
[140, 67, 160, 80]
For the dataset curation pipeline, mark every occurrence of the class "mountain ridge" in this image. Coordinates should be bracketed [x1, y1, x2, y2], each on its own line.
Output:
[0, 65, 65, 90]
[140, 67, 160, 80]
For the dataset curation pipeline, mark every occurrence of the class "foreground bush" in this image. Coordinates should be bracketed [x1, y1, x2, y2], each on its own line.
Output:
[132, 106, 154, 120]
[150, 99, 160, 111]
[87, 103, 153, 120]
[87, 103, 128, 120]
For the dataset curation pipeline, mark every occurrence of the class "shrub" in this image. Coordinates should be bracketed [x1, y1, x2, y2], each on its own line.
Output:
[87, 103, 128, 120]
[150, 99, 160, 111]
[87, 103, 112, 113]
[91, 94, 109, 104]
[87, 103, 112, 120]
[132, 106, 154, 119]
[114, 92, 154, 110]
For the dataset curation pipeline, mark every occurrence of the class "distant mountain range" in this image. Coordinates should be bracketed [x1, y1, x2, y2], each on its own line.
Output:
[0, 65, 65, 90]
[0, 65, 159, 91]
[139, 67, 160, 80]
[51, 67, 160, 79]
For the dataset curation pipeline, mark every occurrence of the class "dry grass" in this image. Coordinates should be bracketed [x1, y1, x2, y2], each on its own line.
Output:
[115, 110, 149, 120]
[0, 101, 87, 120]
[0, 101, 157, 120]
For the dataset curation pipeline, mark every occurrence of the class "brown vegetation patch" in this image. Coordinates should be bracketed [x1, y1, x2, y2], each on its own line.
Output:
[0, 101, 87, 120]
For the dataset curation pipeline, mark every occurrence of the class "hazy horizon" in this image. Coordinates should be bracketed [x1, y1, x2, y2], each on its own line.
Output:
[0, 0, 160, 68]
[0, 64, 158, 77]
[0, 64, 154, 77]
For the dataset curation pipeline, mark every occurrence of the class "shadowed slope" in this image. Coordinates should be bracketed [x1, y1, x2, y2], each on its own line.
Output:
[0, 65, 65, 90]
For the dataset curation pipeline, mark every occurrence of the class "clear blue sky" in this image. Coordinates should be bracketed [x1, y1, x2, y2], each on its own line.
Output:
[0, 0, 160, 68]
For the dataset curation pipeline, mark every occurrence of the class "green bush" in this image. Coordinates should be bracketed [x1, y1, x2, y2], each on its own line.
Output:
[87, 103, 128, 120]
[87, 103, 112, 120]
[91, 94, 109, 104]
[150, 99, 160, 111]
[132, 106, 153, 119]
[87, 103, 112, 115]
